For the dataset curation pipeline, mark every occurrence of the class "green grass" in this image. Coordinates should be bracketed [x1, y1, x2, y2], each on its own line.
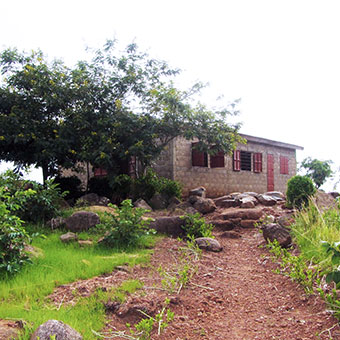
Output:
[0, 228, 157, 340]
[291, 200, 340, 267]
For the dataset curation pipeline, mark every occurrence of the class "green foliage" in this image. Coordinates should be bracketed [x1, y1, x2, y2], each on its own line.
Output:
[133, 169, 160, 201]
[181, 213, 214, 238]
[300, 157, 333, 189]
[158, 176, 182, 200]
[99, 199, 153, 248]
[320, 241, 340, 287]
[0, 170, 65, 223]
[54, 175, 83, 200]
[0, 187, 32, 276]
[286, 175, 316, 209]
[111, 174, 133, 202]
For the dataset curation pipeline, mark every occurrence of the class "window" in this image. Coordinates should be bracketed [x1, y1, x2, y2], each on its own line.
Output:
[93, 167, 108, 177]
[210, 151, 225, 168]
[253, 153, 262, 173]
[192, 143, 208, 167]
[233, 150, 262, 172]
[240, 151, 251, 171]
[280, 156, 289, 174]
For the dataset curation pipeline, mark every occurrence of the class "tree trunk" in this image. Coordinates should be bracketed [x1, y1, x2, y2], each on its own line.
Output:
[42, 163, 49, 185]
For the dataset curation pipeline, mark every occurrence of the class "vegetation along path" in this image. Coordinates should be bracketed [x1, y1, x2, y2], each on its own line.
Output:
[97, 228, 338, 340]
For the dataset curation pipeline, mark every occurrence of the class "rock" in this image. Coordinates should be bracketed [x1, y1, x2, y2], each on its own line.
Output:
[240, 220, 257, 228]
[256, 194, 277, 206]
[189, 187, 206, 198]
[24, 245, 44, 258]
[262, 223, 292, 248]
[211, 220, 236, 230]
[65, 211, 100, 232]
[188, 195, 199, 204]
[219, 231, 242, 239]
[78, 240, 93, 246]
[329, 192, 340, 199]
[216, 198, 241, 208]
[240, 196, 257, 209]
[148, 216, 186, 237]
[264, 191, 285, 201]
[277, 214, 295, 228]
[134, 198, 152, 211]
[194, 237, 223, 252]
[240, 209, 264, 220]
[47, 217, 65, 230]
[193, 197, 216, 214]
[77, 193, 110, 206]
[149, 193, 168, 210]
[30, 320, 83, 340]
[0, 319, 22, 340]
[167, 196, 181, 210]
[60, 232, 78, 243]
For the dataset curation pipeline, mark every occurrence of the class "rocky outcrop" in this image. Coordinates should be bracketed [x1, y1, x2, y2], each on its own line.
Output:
[134, 199, 152, 211]
[65, 211, 100, 232]
[77, 193, 110, 206]
[195, 237, 223, 252]
[149, 193, 168, 210]
[262, 223, 292, 248]
[189, 187, 206, 198]
[256, 194, 277, 206]
[193, 197, 216, 214]
[30, 320, 83, 340]
[148, 216, 186, 237]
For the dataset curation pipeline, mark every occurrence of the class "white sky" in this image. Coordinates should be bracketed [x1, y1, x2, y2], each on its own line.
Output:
[1, 0, 339, 190]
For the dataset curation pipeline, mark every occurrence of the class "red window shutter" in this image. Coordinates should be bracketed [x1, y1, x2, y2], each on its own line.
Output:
[210, 151, 225, 168]
[192, 143, 207, 167]
[233, 150, 241, 171]
[94, 167, 108, 177]
[280, 156, 289, 174]
[253, 153, 262, 173]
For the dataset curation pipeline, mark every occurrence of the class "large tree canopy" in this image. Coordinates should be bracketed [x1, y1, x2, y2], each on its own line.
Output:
[0, 40, 243, 181]
[300, 157, 333, 189]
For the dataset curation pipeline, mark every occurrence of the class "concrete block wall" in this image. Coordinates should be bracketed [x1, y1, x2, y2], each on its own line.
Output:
[154, 136, 298, 198]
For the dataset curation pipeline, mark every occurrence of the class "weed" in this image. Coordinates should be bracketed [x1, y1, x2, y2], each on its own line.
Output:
[181, 213, 214, 238]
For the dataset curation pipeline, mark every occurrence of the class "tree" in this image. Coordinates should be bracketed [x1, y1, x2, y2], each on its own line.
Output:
[300, 157, 333, 189]
[0, 41, 243, 181]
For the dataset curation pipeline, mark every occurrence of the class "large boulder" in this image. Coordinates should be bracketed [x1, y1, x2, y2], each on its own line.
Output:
[133, 199, 152, 211]
[195, 237, 223, 252]
[262, 223, 292, 248]
[30, 320, 83, 340]
[264, 191, 285, 201]
[149, 193, 168, 210]
[240, 196, 256, 209]
[189, 187, 206, 198]
[148, 216, 185, 237]
[193, 197, 216, 214]
[65, 211, 100, 232]
[256, 194, 277, 206]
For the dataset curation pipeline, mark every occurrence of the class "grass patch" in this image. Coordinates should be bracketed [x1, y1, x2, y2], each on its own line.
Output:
[0, 227, 157, 339]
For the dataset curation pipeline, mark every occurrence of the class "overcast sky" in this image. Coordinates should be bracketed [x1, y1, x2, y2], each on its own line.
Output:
[1, 0, 339, 190]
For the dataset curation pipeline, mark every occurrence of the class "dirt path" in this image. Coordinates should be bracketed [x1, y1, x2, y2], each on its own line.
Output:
[102, 228, 340, 340]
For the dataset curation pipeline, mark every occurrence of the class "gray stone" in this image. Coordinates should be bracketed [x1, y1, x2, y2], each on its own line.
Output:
[194, 237, 223, 252]
[193, 197, 216, 214]
[240, 196, 256, 209]
[262, 223, 292, 248]
[134, 198, 152, 211]
[189, 187, 206, 198]
[211, 220, 235, 230]
[148, 216, 186, 237]
[78, 240, 93, 246]
[277, 214, 295, 228]
[77, 193, 110, 206]
[30, 320, 83, 340]
[149, 193, 168, 210]
[240, 220, 257, 228]
[60, 232, 78, 243]
[264, 191, 285, 201]
[217, 199, 241, 208]
[47, 217, 65, 230]
[256, 194, 277, 206]
[65, 211, 100, 232]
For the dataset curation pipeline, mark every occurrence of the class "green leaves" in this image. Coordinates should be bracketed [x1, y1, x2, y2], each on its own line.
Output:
[321, 241, 340, 285]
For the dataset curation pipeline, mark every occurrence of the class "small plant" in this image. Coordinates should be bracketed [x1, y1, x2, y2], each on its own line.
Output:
[321, 241, 340, 288]
[286, 175, 316, 209]
[99, 199, 153, 248]
[181, 213, 214, 238]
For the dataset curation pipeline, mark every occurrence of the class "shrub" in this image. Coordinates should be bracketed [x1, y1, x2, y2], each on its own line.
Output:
[99, 199, 153, 248]
[54, 175, 83, 200]
[111, 174, 133, 203]
[159, 177, 182, 200]
[133, 169, 159, 201]
[286, 175, 316, 209]
[0, 187, 32, 276]
[0, 171, 65, 223]
[181, 213, 214, 238]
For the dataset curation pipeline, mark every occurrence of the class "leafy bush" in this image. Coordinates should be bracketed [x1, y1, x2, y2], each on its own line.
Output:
[133, 169, 159, 201]
[0, 171, 66, 223]
[99, 199, 153, 248]
[54, 175, 83, 200]
[181, 213, 214, 238]
[158, 177, 182, 200]
[88, 176, 113, 199]
[111, 174, 133, 202]
[286, 175, 316, 209]
[0, 187, 32, 276]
